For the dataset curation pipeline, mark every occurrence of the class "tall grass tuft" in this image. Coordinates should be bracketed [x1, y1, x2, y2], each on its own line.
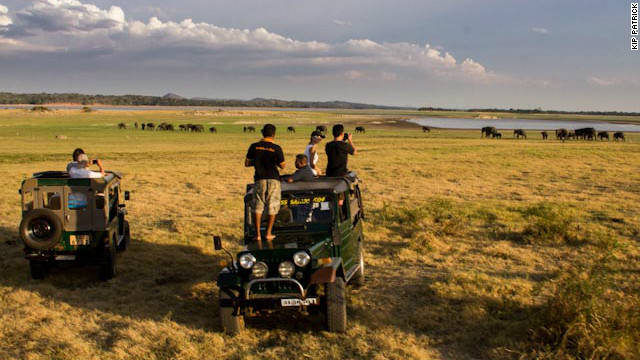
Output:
[520, 203, 577, 245]
[521, 246, 640, 359]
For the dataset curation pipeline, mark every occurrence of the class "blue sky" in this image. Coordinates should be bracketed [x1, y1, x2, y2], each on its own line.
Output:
[0, 0, 637, 111]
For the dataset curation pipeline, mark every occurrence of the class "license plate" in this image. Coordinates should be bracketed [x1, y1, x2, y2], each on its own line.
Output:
[69, 235, 90, 246]
[281, 298, 318, 307]
[55, 255, 76, 261]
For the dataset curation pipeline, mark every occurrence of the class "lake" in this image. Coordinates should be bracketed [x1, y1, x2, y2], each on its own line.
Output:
[410, 117, 640, 132]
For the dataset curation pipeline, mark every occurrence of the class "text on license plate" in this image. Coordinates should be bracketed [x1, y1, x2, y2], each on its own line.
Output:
[281, 298, 318, 307]
[69, 235, 90, 246]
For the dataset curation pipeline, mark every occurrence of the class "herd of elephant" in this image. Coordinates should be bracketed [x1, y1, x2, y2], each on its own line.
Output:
[480, 126, 626, 141]
[118, 122, 217, 133]
[117, 123, 368, 136]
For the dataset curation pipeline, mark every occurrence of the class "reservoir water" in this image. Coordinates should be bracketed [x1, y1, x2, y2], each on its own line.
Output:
[410, 117, 640, 132]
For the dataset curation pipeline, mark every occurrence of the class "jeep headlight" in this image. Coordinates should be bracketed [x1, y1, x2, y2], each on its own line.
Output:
[239, 253, 256, 269]
[252, 262, 268, 278]
[278, 261, 295, 278]
[293, 251, 310, 267]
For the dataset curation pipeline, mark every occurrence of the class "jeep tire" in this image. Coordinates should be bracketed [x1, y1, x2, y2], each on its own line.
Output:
[29, 261, 48, 280]
[98, 235, 116, 280]
[219, 290, 244, 335]
[20, 209, 63, 251]
[325, 277, 347, 332]
[117, 220, 130, 251]
[350, 241, 365, 287]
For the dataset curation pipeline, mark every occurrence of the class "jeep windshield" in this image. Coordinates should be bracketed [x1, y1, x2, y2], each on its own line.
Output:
[246, 193, 334, 228]
[276, 194, 333, 225]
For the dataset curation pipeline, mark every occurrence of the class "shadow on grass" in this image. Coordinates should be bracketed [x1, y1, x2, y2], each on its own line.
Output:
[0, 227, 230, 332]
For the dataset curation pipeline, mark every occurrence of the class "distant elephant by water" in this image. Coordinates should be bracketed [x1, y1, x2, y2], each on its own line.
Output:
[146, 123, 155, 131]
[575, 127, 596, 140]
[246, 126, 256, 133]
[567, 131, 576, 140]
[481, 126, 497, 138]
[287, 126, 295, 133]
[134, 122, 138, 130]
[555, 128, 568, 140]
[355, 126, 366, 133]
[597, 131, 609, 140]
[117, 123, 127, 129]
[494, 132, 502, 139]
[514, 129, 527, 139]
[209, 127, 217, 133]
[613, 132, 625, 141]
[141, 123, 146, 130]
[422, 126, 430, 133]
[541, 131, 548, 140]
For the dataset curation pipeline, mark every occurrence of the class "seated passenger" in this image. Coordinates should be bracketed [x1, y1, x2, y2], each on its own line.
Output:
[66, 148, 85, 172]
[286, 154, 315, 183]
[69, 154, 106, 178]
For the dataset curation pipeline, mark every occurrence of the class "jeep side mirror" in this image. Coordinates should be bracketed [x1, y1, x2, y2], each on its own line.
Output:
[124, 191, 130, 201]
[213, 236, 222, 250]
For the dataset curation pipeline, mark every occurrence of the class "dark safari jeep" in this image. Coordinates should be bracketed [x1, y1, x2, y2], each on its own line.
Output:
[19, 171, 130, 280]
[214, 173, 365, 334]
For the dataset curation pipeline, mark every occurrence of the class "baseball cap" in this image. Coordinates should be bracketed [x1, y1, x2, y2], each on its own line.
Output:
[311, 130, 325, 139]
[77, 154, 89, 163]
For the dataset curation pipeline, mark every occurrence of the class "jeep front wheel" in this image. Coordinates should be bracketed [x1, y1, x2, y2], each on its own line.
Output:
[219, 290, 244, 335]
[325, 277, 347, 332]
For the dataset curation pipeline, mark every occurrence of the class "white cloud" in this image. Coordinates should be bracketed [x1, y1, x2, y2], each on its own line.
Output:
[0, 0, 504, 84]
[0, 4, 12, 27]
[587, 76, 621, 87]
[530, 27, 550, 35]
[12, 0, 125, 34]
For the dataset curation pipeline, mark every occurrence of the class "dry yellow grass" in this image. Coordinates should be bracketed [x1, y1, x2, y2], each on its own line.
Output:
[0, 109, 639, 359]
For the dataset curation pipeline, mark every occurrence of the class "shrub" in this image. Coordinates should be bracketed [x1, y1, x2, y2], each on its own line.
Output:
[30, 106, 50, 112]
[520, 203, 577, 245]
[81, 106, 93, 113]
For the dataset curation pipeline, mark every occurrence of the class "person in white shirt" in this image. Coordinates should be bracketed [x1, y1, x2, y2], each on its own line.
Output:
[304, 130, 325, 176]
[68, 154, 106, 178]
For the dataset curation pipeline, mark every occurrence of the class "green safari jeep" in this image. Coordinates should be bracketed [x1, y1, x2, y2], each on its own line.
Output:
[19, 171, 130, 280]
[214, 172, 365, 334]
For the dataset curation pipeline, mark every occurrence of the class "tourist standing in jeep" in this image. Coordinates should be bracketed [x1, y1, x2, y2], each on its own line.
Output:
[245, 124, 285, 241]
[325, 124, 357, 177]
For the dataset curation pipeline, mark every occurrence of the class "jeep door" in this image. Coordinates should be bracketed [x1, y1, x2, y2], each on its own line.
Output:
[335, 191, 358, 275]
[63, 186, 93, 231]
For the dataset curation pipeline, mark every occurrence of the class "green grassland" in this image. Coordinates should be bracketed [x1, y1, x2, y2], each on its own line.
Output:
[0, 108, 639, 359]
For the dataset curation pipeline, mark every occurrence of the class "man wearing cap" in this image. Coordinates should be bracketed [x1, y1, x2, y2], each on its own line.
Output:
[245, 124, 285, 241]
[305, 130, 325, 176]
[68, 154, 106, 178]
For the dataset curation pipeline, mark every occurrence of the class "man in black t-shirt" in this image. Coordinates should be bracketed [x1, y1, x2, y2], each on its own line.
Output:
[245, 124, 285, 241]
[325, 124, 357, 177]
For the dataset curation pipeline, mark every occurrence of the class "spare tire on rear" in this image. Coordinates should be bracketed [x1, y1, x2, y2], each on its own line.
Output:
[20, 209, 63, 250]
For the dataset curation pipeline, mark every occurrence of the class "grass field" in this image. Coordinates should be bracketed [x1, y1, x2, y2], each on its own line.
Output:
[0, 108, 639, 359]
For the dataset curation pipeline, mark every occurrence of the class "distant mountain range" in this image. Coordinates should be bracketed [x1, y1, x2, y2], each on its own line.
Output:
[0, 91, 410, 110]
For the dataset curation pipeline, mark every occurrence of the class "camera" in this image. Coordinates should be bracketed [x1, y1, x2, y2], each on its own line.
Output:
[343, 133, 351, 142]
[92, 159, 98, 165]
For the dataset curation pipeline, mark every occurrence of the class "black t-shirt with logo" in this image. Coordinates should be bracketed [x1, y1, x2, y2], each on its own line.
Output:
[325, 140, 355, 177]
[246, 140, 285, 180]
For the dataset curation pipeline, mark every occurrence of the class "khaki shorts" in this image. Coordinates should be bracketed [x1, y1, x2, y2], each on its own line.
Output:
[252, 179, 281, 215]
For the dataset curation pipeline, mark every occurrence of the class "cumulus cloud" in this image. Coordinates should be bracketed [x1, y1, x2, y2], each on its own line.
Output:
[11, 0, 124, 35]
[587, 76, 621, 87]
[0, 4, 12, 27]
[0, 0, 503, 84]
[530, 26, 550, 35]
